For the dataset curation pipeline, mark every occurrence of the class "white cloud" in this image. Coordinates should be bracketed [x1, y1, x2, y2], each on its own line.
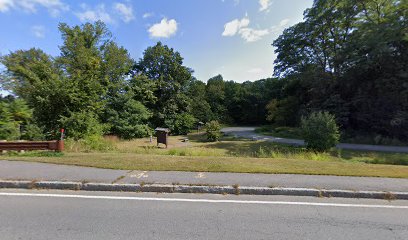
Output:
[114, 2, 134, 23]
[270, 18, 291, 35]
[222, 16, 269, 42]
[279, 18, 290, 27]
[76, 4, 113, 24]
[222, 17, 249, 36]
[148, 18, 178, 38]
[143, 12, 153, 19]
[259, 0, 272, 12]
[0, 0, 14, 12]
[0, 0, 69, 16]
[31, 25, 45, 38]
[239, 28, 269, 42]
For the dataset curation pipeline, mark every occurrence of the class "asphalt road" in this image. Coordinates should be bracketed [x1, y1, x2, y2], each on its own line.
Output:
[222, 127, 408, 153]
[0, 189, 407, 240]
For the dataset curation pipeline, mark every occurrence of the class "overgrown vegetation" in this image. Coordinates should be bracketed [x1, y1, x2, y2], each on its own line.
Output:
[301, 112, 340, 152]
[205, 121, 222, 142]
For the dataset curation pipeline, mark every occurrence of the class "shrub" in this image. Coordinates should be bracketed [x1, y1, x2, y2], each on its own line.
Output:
[105, 96, 152, 139]
[165, 113, 196, 135]
[0, 122, 20, 140]
[0, 100, 27, 140]
[21, 124, 45, 140]
[59, 111, 106, 140]
[301, 111, 340, 152]
[205, 120, 222, 142]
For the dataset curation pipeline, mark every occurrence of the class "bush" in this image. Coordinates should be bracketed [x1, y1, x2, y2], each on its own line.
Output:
[205, 120, 222, 142]
[301, 111, 340, 152]
[165, 113, 196, 135]
[21, 124, 45, 140]
[105, 96, 152, 139]
[59, 111, 106, 140]
[0, 122, 20, 140]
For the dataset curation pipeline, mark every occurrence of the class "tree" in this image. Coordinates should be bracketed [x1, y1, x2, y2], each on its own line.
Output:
[1, 21, 137, 139]
[206, 75, 226, 121]
[104, 92, 152, 139]
[165, 113, 196, 135]
[1, 48, 67, 133]
[272, 0, 407, 140]
[0, 101, 20, 140]
[134, 42, 193, 127]
[0, 97, 33, 140]
[186, 78, 213, 123]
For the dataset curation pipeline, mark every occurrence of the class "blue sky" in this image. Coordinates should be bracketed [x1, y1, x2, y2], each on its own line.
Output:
[0, 0, 313, 83]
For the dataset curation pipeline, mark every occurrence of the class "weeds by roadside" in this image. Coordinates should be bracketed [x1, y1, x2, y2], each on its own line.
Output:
[2, 151, 64, 157]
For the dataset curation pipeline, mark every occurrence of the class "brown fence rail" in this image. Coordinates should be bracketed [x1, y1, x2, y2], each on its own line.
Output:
[0, 140, 64, 152]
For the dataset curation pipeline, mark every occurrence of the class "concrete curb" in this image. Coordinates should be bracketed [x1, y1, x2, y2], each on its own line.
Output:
[0, 180, 407, 200]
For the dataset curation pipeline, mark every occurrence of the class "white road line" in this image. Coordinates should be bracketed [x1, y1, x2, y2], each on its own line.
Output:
[0, 192, 407, 209]
[195, 172, 206, 179]
[130, 171, 149, 179]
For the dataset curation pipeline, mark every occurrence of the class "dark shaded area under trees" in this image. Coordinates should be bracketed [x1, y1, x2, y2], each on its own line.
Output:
[0, 0, 406, 142]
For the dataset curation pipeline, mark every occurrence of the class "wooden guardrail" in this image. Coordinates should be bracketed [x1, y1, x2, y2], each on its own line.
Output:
[0, 140, 64, 152]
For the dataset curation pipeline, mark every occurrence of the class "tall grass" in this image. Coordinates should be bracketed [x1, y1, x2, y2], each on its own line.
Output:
[65, 135, 117, 152]
[254, 146, 334, 161]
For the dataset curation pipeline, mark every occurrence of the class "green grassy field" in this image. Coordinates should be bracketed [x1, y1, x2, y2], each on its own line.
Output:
[2, 133, 408, 178]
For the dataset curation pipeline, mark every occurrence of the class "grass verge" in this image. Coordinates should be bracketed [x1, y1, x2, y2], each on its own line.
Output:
[2, 152, 408, 178]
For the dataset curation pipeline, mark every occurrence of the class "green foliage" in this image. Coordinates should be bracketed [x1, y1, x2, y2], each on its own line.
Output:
[205, 120, 222, 142]
[272, 0, 408, 141]
[21, 124, 45, 140]
[1, 21, 133, 138]
[265, 97, 299, 126]
[135, 42, 192, 127]
[187, 79, 213, 122]
[0, 122, 20, 140]
[0, 101, 17, 140]
[0, 97, 35, 140]
[206, 75, 227, 122]
[105, 93, 152, 139]
[301, 111, 340, 152]
[1, 48, 68, 132]
[165, 113, 196, 135]
[129, 74, 158, 106]
[59, 111, 106, 140]
[2, 7, 407, 144]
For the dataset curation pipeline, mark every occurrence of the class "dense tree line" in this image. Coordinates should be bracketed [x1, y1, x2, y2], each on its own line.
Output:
[0, 21, 279, 140]
[270, 0, 407, 141]
[0, 0, 406, 142]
